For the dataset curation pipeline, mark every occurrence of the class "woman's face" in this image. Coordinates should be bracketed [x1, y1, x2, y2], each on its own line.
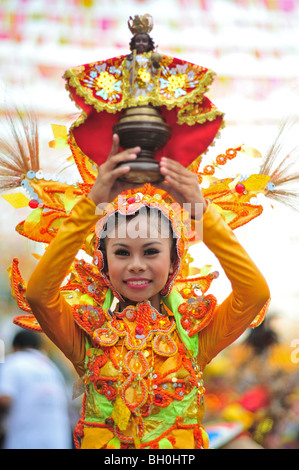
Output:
[134, 33, 151, 53]
[104, 212, 175, 310]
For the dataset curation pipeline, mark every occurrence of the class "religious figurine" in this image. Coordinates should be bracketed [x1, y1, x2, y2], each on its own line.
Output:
[126, 15, 162, 96]
[64, 14, 224, 182]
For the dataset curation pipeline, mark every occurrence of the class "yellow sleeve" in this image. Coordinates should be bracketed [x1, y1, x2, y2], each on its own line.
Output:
[26, 196, 99, 376]
[197, 203, 270, 368]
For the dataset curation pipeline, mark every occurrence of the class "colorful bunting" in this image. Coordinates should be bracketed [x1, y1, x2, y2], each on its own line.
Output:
[0, 0, 298, 123]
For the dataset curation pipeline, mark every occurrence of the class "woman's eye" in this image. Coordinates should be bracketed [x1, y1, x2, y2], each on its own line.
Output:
[115, 249, 130, 256]
[145, 249, 159, 256]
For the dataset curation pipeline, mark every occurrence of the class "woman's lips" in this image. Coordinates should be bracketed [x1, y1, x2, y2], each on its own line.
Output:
[124, 278, 152, 289]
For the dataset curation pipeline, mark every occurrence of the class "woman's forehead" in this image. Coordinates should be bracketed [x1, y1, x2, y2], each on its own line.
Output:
[105, 212, 173, 241]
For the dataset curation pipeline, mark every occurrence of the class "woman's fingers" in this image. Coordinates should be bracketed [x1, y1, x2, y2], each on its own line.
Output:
[109, 164, 132, 180]
[100, 146, 140, 187]
[160, 157, 188, 178]
[159, 157, 204, 209]
[160, 156, 184, 171]
[99, 137, 140, 187]
[109, 133, 120, 157]
[105, 144, 140, 170]
[160, 157, 194, 186]
[108, 133, 140, 161]
[89, 137, 140, 205]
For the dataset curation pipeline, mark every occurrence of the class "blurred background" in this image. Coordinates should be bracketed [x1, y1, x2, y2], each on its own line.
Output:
[0, 0, 298, 449]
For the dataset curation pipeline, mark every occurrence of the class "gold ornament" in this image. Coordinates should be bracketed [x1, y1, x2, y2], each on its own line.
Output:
[111, 396, 131, 431]
[127, 14, 154, 35]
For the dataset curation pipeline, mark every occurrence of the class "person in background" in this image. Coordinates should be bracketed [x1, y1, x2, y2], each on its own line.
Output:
[0, 329, 72, 449]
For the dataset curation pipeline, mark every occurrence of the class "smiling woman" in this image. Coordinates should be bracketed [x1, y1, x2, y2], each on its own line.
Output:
[1, 104, 273, 449]
[104, 211, 175, 311]
[96, 205, 178, 310]
[5, 125, 270, 449]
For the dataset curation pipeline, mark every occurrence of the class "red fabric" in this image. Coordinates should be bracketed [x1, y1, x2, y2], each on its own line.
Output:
[72, 108, 119, 165]
[71, 104, 223, 168]
[157, 108, 223, 165]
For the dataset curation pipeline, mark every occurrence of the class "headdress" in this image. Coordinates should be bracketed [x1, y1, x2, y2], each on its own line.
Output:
[127, 14, 154, 36]
[2, 112, 298, 334]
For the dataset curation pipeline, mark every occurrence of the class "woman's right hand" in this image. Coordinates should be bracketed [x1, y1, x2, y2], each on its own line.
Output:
[88, 134, 140, 206]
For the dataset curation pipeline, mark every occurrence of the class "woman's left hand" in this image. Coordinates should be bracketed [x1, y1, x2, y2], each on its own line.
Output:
[157, 157, 207, 217]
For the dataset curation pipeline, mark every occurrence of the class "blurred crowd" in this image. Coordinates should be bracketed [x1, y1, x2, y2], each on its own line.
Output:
[203, 316, 299, 449]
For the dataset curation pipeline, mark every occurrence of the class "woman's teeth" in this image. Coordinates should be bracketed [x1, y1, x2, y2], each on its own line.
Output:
[126, 280, 150, 285]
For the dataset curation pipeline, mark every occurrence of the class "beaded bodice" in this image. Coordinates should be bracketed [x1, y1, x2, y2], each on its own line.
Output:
[73, 301, 207, 448]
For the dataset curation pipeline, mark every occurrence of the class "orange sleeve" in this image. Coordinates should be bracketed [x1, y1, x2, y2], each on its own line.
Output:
[26, 196, 100, 376]
[197, 203, 270, 368]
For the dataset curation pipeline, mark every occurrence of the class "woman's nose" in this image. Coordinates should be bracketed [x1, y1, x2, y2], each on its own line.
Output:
[128, 256, 146, 272]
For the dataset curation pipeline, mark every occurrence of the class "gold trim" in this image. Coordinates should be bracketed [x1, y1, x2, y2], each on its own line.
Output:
[177, 106, 224, 126]
[63, 54, 220, 117]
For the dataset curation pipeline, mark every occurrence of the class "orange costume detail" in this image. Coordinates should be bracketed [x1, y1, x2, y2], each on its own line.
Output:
[24, 196, 270, 449]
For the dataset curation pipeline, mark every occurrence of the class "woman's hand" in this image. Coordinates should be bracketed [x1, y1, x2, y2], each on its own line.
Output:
[158, 157, 207, 218]
[88, 135, 141, 206]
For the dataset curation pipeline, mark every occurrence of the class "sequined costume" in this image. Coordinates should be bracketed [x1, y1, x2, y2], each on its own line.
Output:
[3, 105, 274, 449]
[24, 195, 269, 449]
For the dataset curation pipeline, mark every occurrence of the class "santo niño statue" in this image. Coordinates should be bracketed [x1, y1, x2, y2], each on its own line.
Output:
[64, 14, 224, 180]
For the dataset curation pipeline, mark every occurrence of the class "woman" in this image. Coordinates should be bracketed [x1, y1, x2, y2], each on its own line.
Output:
[25, 135, 270, 449]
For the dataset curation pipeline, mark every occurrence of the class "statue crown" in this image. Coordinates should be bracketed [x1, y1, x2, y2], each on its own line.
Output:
[128, 14, 154, 35]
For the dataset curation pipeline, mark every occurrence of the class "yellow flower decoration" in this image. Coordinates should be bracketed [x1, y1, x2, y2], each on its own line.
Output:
[167, 74, 186, 91]
[96, 72, 117, 94]
[137, 68, 151, 84]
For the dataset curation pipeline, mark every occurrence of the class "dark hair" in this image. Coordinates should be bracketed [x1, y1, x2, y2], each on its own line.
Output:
[245, 321, 278, 355]
[129, 33, 155, 52]
[12, 330, 42, 350]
